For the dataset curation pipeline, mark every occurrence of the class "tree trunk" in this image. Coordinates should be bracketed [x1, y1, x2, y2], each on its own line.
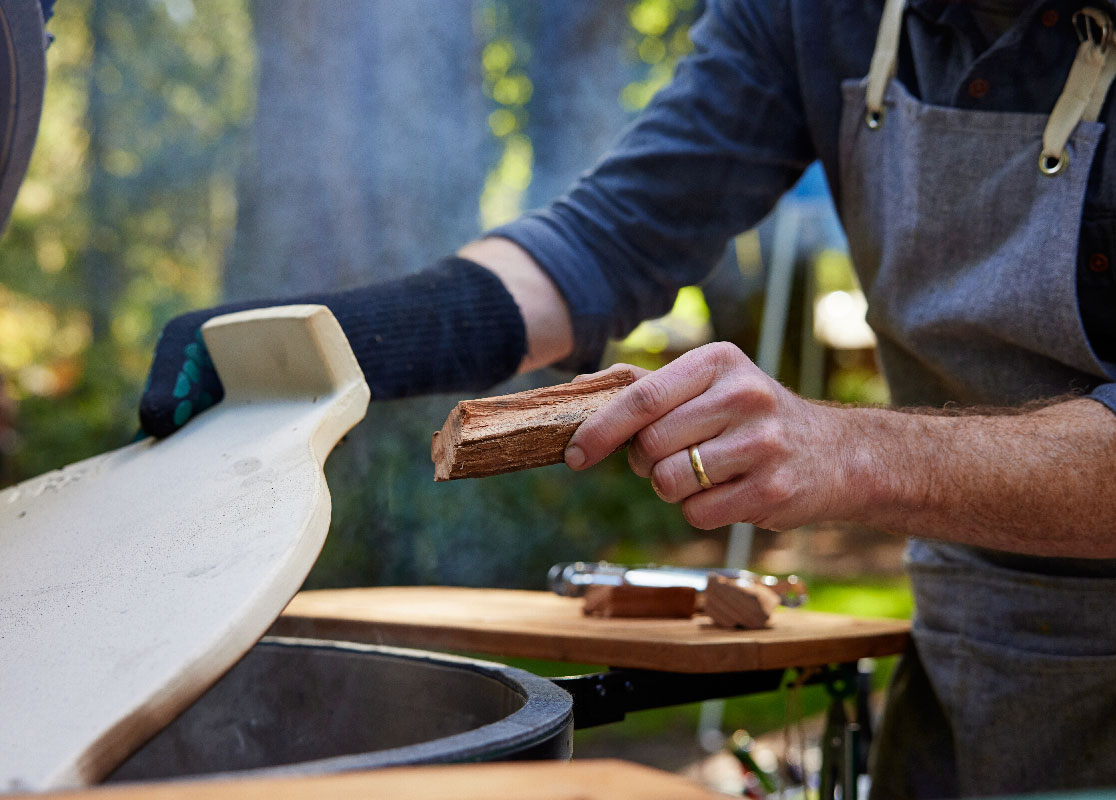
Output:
[226, 0, 491, 298]
[523, 0, 634, 211]
[83, 0, 136, 342]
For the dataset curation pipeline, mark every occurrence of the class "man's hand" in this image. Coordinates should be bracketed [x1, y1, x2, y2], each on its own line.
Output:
[564, 342, 852, 531]
[564, 341, 1116, 558]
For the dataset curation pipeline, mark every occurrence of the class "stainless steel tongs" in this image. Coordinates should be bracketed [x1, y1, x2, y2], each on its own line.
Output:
[547, 561, 808, 607]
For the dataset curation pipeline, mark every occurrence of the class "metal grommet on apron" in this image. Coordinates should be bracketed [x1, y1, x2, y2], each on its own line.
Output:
[1040, 8, 1116, 176]
[836, 0, 1116, 797]
[862, 0, 906, 132]
[1039, 148, 1069, 176]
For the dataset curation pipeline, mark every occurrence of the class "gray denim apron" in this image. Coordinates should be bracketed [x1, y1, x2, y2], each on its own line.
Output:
[837, 1, 1116, 796]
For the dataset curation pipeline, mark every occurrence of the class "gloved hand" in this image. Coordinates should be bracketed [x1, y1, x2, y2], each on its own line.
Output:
[139, 257, 526, 437]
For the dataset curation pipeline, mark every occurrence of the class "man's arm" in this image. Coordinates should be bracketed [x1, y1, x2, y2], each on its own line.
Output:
[458, 238, 574, 373]
[565, 342, 1116, 559]
[834, 396, 1116, 558]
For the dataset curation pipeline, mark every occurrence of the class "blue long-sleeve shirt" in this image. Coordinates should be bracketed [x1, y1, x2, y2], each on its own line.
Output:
[490, 0, 1116, 413]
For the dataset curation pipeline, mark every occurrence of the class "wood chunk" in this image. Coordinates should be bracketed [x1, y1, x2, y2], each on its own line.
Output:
[582, 585, 698, 619]
[432, 369, 636, 481]
[704, 576, 781, 630]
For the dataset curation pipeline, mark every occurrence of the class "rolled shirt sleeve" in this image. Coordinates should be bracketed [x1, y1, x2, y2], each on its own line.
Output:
[1090, 383, 1116, 415]
[489, 0, 816, 369]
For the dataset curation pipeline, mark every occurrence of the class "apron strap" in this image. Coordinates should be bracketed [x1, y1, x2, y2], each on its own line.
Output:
[1041, 8, 1116, 175]
[866, 1, 1116, 158]
[865, 0, 907, 128]
[1082, 14, 1116, 122]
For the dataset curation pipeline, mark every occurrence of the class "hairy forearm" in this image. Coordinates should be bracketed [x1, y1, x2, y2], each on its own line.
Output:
[836, 397, 1116, 557]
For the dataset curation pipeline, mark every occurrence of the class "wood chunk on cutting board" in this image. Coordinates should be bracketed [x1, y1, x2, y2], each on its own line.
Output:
[704, 576, 780, 629]
[582, 585, 698, 619]
[431, 369, 635, 481]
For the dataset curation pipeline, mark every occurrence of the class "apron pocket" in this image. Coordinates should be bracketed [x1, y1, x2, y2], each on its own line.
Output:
[914, 626, 1116, 796]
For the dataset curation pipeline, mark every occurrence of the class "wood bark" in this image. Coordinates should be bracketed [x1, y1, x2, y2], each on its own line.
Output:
[432, 369, 635, 481]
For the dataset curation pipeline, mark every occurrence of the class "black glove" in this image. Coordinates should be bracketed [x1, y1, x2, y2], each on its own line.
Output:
[139, 257, 526, 437]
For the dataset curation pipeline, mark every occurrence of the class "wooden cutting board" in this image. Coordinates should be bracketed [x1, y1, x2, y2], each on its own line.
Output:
[0, 305, 370, 793]
[276, 587, 911, 673]
[11, 760, 725, 800]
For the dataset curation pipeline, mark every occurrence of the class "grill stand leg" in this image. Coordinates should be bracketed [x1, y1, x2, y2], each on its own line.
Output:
[818, 660, 875, 800]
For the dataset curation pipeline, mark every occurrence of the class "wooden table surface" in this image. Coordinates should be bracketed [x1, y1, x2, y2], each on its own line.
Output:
[273, 587, 911, 673]
[16, 760, 725, 800]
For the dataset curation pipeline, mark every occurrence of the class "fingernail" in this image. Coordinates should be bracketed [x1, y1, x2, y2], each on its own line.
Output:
[565, 445, 585, 469]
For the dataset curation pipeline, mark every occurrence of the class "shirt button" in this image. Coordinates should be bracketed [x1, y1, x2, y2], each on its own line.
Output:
[968, 78, 991, 99]
[1042, 9, 1059, 26]
[1089, 253, 1110, 272]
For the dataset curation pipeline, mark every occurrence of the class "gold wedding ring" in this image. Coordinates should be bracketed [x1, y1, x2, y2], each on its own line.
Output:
[688, 445, 715, 490]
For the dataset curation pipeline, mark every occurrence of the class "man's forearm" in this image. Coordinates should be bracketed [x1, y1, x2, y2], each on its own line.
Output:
[837, 397, 1116, 558]
[458, 237, 574, 373]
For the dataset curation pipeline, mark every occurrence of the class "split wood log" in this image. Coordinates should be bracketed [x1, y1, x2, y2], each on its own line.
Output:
[704, 576, 781, 630]
[431, 368, 636, 481]
[582, 585, 698, 619]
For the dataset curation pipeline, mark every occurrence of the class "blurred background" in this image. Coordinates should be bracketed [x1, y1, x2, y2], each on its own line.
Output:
[0, 0, 909, 788]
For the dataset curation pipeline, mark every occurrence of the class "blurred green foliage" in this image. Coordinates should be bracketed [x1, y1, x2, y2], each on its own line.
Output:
[479, 0, 700, 227]
[478, 1, 534, 227]
[621, 0, 699, 110]
[0, 0, 253, 479]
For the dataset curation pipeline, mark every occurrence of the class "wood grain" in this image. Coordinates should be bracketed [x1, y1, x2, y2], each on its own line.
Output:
[20, 760, 724, 800]
[274, 587, 911, 674]
[0, 306, 370, 792]
[704, 576, 780, 630]
[432, 369, 635, 480]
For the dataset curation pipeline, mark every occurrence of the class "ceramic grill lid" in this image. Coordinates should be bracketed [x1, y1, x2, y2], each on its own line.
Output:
[0, 305, 370, 792]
